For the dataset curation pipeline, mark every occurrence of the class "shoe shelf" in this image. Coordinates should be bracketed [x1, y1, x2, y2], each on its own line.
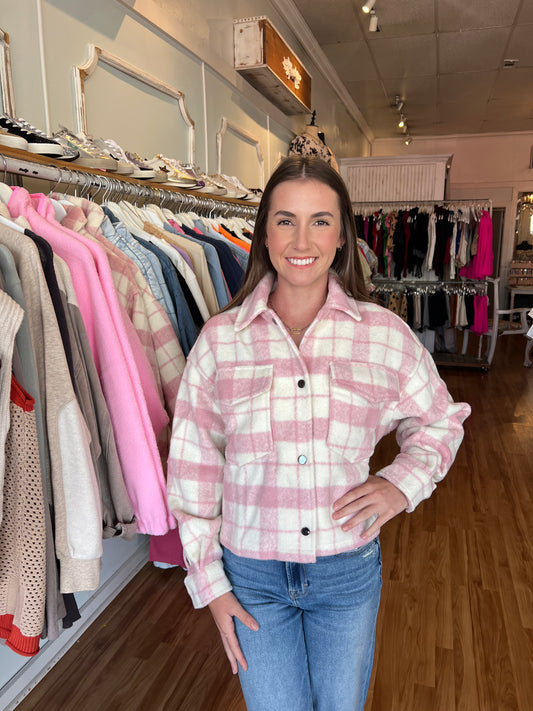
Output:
[0, 144, 256, 210]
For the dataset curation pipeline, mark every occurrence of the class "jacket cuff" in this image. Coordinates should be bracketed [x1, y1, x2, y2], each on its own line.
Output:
[184, 559, 233, 609]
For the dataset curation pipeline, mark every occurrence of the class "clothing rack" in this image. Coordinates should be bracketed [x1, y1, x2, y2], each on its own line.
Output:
[372, 276, 495, 370]
[372, 277, 488, 295]
[0, 146, 258, 219]
[352, 198, 493, 217]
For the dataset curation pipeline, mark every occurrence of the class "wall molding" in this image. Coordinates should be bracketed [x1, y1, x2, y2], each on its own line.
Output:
[216, 117, 264, 188]
[72, 44, 196, 163]
[0, 28, 15, 117]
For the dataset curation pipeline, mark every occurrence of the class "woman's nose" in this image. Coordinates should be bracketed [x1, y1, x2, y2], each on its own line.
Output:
[293, 225, 311, 250]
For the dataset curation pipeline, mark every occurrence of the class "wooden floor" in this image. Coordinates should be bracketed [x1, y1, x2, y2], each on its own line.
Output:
[14, 337, 533, 711]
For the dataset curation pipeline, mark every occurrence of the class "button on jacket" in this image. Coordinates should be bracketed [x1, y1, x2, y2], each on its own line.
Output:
[167, 272, 471, 608]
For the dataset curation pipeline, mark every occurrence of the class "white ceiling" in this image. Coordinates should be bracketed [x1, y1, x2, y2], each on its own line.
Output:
[290, 0, 533, 140]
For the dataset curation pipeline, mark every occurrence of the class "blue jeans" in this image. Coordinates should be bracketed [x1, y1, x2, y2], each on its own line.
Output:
[222, 538, 382, 711]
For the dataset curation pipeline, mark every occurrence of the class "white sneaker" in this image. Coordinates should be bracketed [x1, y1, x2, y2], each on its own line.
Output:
[151, 155, 200, 187]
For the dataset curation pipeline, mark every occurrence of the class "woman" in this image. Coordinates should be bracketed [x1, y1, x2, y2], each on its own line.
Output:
[167, 157, 470, 711]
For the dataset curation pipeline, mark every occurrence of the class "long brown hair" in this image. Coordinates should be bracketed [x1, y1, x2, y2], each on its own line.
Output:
[221, 156, 372, 311]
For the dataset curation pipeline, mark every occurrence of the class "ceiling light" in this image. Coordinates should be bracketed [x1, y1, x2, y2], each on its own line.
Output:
[398, 114, 405, 128]
[368, 10, 379, 31]
[404, 135, 412, 146]
[362, 0, 376, 13]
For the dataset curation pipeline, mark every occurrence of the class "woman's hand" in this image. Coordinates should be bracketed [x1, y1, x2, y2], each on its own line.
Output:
[208, 591, 259, 674]
[332, 475, 408, 540]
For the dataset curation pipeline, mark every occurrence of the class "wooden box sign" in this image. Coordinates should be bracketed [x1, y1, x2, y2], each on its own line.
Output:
[234, 16, 312, 115]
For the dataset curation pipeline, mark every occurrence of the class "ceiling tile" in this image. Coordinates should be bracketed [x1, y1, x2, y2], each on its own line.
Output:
[292, 0, 362, 44]
[382, 76, 438, 106]
[322, 41, 377, 82]
[438, 0, 521, 32]
[439, 28, 510, 73]
[517, 2, 533, 23]
[370, 34, 437, 78]
[490, 66, 533, 100]
[481, 117, 533, 133]
[366, 0, 435, 37]
[438, 71, 496, 104]
[485, 100, 533, 120]
[505, 25, 533, 68]
[344, 79, 388, 110]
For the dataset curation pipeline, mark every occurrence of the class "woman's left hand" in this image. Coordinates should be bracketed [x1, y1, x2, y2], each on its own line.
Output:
[332, 476, 408, 540]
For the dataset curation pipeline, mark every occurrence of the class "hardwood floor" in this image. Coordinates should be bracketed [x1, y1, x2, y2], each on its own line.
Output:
[14, 337, 533, 711]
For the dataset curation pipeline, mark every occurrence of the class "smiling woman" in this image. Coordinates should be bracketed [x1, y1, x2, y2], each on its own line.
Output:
[264, 179, 345, 339]
[166, 156, 471, 711]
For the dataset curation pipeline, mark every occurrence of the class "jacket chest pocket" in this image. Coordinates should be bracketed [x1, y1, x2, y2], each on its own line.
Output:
[216, 365, 274, 465]
[327, 362, 399, 462]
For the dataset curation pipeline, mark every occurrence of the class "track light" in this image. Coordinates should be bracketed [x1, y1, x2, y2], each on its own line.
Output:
[395, 97, 404, 112]
[404, 135, 412, 146]
[368, 10, 379, 31]
[362, 0, 376, 13]
[398, 114, 405, 128]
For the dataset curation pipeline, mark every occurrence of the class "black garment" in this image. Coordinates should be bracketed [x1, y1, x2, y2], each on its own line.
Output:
[392, 210, 406, 280]
[433, 207, 453, 279]
[25, 229, 75, 386]
[179, 223, 245, 298]
[464, 294, 475, 327]
[354, 214, 365, 244]
[428, 290, 448, 329]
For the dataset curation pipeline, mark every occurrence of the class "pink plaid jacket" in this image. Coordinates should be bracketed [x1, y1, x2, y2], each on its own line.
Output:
[167, 273, 470, 607]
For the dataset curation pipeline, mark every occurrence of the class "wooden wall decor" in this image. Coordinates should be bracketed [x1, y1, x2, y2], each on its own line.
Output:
[234, 17, 312, 115]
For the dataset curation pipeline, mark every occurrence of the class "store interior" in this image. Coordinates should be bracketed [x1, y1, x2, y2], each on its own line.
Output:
[0, 1, 532, 710]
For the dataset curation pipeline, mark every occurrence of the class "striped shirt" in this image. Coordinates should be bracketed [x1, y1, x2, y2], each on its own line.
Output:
[167, 272, 470, 608]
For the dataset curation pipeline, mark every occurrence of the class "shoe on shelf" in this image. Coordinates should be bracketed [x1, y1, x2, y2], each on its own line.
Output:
[98, 138, 156, 179]
[54, 126, 119, 170]
[0, 124, 28, 151]
[0, 114, 65, 157]
[150, 155, 201, 188]
[208, 173, 248, 199]
[178, 163, 230, 195]
[125, 151, 168, 183]
[85, 137, 134, 175]
[221, 173, 256, 200]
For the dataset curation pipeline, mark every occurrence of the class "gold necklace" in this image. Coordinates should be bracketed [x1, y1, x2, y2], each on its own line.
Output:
[267, 298, 314, 335]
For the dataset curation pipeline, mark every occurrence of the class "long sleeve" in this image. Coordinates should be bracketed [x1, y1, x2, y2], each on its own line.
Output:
[376, 344, 471, 511]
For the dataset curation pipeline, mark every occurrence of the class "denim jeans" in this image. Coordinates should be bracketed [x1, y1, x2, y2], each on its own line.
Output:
[222, 538, 382, 711]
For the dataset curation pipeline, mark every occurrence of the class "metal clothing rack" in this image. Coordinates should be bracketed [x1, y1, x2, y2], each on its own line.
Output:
[0, 146, 258, 219]
[352, 198, 493, 217]
[372, 276, 494, 370]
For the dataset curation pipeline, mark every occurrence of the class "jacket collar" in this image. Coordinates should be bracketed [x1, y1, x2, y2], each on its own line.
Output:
[234, 271, 362, 332]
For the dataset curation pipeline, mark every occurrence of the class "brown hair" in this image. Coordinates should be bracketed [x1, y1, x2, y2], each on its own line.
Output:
[221, 156, 372, 311]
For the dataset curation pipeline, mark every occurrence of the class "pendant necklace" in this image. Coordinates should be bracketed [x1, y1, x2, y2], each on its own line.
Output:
[267, 298, 314, 335]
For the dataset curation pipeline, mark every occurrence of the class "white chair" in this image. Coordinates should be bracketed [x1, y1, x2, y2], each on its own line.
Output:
[482, 277, 532, 367]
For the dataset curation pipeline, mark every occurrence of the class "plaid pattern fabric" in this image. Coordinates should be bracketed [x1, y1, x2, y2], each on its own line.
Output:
[167, 273, 470, 608]
[61, 199, 185, 418]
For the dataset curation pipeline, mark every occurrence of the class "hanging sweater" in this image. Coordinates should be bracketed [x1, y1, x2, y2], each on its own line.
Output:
[0, 375, 46, 657]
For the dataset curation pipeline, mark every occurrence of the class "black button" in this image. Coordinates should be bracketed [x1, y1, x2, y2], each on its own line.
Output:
[301, 527, 310, 536]
[297, 379, 305, 388]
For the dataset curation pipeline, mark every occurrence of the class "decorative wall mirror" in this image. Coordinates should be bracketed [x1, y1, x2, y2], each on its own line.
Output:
[515, 192, 533, 256]
[0, 28, 15, 116]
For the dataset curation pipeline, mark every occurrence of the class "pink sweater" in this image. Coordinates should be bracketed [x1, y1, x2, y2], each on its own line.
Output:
[8, 188, 176, 535]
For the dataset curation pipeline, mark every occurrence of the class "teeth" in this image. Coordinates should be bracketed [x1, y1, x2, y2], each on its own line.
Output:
[288, 257, 316, 265]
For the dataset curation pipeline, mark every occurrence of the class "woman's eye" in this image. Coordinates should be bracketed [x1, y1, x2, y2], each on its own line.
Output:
[277, 219, 292, 225]
[315, 219, 329, 226]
